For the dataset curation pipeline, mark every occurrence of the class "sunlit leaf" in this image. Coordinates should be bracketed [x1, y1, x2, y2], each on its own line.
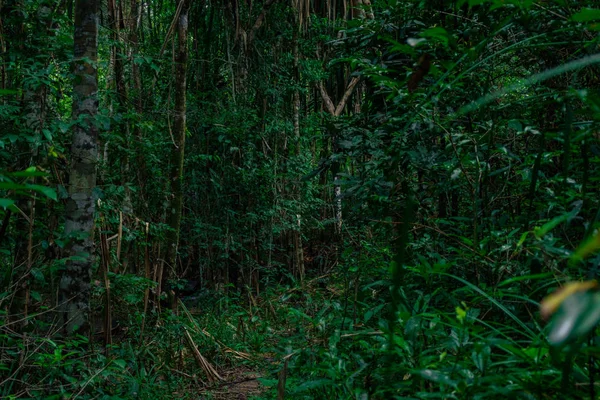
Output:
[416, 369, 457, 387]
[548, 290, 600, 346]
[540, 281, 598, 320]
[407, 38, 426, 47]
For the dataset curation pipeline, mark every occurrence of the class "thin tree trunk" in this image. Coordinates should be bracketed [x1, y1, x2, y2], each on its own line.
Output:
[108, 0, 133, 216]
[164, 0, 190, 298]
[317, 75, 360, 237]
[59, 0, 99, 334]
[292, 23, 305, 281]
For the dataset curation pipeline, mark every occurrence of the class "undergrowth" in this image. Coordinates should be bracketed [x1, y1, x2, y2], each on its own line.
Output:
[4, 237, 595, 400]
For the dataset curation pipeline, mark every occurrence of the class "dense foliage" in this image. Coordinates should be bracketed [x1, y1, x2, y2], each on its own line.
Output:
[2, 0, 600, 398]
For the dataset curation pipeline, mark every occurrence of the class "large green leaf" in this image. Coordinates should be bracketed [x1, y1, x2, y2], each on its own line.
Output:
[571, 8, 600, 22]
[0, 199, 15, 209]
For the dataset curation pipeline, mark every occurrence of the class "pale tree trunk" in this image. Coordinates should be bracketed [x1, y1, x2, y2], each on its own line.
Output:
[318, 76, 360, 236]
[351, 0, 373, 20]
[59, 0, 99, 334]
[333, 176, 342, 233]
[315, 6, 365, 236]
[164, 0, 189, 301]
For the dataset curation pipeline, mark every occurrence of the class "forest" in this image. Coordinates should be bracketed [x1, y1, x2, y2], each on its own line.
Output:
[2, 0, 600, 398]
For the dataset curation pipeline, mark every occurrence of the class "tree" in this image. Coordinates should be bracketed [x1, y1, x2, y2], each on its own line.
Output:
[59, 0, 99, 334]
[162, 0, 190, 304]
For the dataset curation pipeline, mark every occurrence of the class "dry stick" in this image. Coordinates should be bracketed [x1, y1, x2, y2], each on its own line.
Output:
[151, 241, 160, 309]
[1, 296, 73, 329]
[179, 299, 252, 360]
[11, 202, 31, 224]
[183, 327, 224, 382]
[97, 211, 112, 345]
[116, 211, 123, 266]
[340, 330, 383, 338]
[0, 298, 81, 391]
[99, 225, 112, 347]
[532, 2, 567, 21]
[155, 255, 164, 315]
[72, 361, 112, 400]
[0, 335, 47, 388]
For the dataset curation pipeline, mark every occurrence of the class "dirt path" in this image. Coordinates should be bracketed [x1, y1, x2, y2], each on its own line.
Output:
[201, 368, 264, 399]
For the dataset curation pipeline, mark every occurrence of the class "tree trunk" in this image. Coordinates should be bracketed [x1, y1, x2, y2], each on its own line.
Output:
[59, 0, 99, 334]
[317, 76, 360, 238]
[292, 25, 305, 282]
[164, 0, 189, 294]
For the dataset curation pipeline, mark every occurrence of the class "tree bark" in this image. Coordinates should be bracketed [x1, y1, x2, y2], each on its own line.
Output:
[59, 0, 99, 334]
[317, 75, 360, 236]
[292, 24, 305, 281]
[164, 0, 189, 293]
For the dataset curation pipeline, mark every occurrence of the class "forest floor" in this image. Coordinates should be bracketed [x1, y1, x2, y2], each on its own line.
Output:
[202, 368, 263, 399]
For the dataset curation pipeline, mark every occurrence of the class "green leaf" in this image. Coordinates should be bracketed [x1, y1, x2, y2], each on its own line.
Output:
[516, 231, 529, 247]
[472, 346, 491, 372]
[30, 268, 45, 283]
[571, 231, 600, 264]
[534, 209, 578, 239]
[42, 129, 53, 141]
[0, 182, 56, 200]
[0, 89, 18, 96]
[293, 379, 334, 392]
[571, 8, 600, 22]
[0, 199, 15, 209]
[460, 53, 600, 115]
[10, 168, 49, 178]
[419, 27, 450, 45]
[456, 306, 467, 323]
[30, 291, 41, 302]
[498, 273, 551, 287]
[438, 273, 537, 338]
[58, 121, 71, 133]
[416, 369, 457, 387]
[28, 184, 57, 201]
